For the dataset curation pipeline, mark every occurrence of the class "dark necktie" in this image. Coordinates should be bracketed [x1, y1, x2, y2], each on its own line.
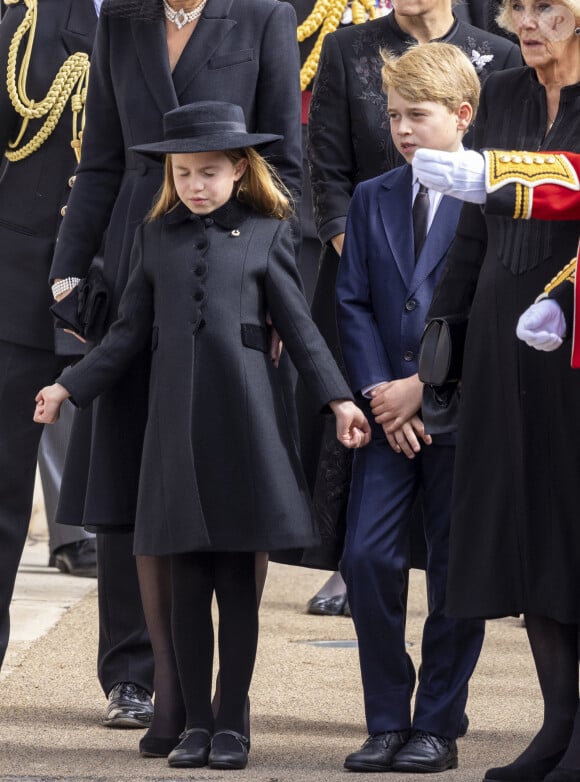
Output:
[412, 184, 430, 260]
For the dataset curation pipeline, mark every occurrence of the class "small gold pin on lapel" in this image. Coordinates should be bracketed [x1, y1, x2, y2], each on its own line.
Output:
[231, 229, 240, 237]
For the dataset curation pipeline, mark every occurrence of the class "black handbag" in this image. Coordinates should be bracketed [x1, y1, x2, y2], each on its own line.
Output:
[418, 316, 467, 434]
[50, 264, 110, 342]
[418, 316, 467, 386]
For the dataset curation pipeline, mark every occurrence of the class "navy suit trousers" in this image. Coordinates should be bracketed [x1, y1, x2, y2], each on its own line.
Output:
[341, 437, 485, 738]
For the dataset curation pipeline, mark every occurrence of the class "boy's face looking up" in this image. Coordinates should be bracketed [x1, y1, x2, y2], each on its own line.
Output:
[387, 87, 473, 164]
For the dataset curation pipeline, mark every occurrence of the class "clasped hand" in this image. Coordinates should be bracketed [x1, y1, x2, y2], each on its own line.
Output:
[370, 375, 432, 458]
[330, 399, 371, 449]
[33, 383, 71, 424]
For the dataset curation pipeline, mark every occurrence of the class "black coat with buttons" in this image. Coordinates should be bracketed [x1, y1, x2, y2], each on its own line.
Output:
[0, 0, 96, 350]
[47, 0, 303, 530]
[58, 201, 352, 555]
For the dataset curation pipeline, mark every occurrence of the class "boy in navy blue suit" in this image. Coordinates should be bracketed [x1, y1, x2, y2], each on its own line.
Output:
[336, 42, 486, 774]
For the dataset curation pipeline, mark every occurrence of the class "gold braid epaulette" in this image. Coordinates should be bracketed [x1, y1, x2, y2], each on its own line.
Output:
[297, 0, 378, 91]
[5, 0, 90, 163]
[540, 257, 577, 298]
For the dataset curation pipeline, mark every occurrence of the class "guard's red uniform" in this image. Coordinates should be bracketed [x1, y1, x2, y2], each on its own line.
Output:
[484, 150, 580, 366]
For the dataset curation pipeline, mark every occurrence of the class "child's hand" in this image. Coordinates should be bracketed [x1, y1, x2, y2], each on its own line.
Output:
[33, 383, 71, 424]
[329, 399, 371, 449]
[370, 374, 423, 432]
[385, 414, 432, 458]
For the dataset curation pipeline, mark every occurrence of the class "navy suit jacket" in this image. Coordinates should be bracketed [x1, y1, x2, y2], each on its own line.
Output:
[336, 163, 462, 440]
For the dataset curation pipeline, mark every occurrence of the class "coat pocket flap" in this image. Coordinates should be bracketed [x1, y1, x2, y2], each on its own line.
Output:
[241, 323, 269, 353]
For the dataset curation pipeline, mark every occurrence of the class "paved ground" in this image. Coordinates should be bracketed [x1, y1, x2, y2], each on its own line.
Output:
[1, 532, 542, 782]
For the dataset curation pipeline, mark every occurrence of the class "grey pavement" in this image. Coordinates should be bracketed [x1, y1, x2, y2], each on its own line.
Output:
[1, 531, 543, 782]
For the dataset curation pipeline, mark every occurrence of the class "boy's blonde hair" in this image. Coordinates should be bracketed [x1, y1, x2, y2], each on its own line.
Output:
[381, 42, 480, 117]
[148, 148, 293, 222]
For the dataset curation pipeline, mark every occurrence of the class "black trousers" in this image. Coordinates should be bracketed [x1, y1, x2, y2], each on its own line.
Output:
[0, 339, 66, 667]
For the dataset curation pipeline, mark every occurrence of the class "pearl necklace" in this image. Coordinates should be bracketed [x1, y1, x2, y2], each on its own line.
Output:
[163, 0, 207, 29]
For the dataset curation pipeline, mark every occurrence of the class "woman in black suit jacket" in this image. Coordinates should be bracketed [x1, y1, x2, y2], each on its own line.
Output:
[0, 0, 99, 674]
[49, 0, 302, 755]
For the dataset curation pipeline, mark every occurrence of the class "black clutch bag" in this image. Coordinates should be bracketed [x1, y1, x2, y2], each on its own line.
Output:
[418, 316, 467, 386]
[50, 265, 110, 342]
[418, 317, 467, 434]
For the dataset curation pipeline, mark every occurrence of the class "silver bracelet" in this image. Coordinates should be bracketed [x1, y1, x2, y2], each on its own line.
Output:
[51, 277, 81, 299]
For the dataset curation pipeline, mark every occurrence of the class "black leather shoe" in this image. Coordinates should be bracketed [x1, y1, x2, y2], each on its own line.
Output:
[103, 682, 153, 728]
[391, 730, 458, 773]
[139, 734, 180, 758]
[50, 539, 97, 578]
[208, 730, 250, 770]
[168, 728, 212, 768]
[344, 731, 410, 772]
[485, 750, 566, 781]
[307, 592, 348, 616]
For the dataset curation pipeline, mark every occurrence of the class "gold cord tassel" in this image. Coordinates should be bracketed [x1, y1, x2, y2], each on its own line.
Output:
[5, 0, 91, 162]
[298, 0, 378, 90]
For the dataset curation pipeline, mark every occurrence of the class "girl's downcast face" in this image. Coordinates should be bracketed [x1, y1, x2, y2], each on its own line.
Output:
[171, 151, 248, 214]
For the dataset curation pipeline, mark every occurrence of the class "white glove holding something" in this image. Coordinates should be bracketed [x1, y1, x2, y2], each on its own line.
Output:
[516, 299, 567, 351]
[412, 148, 486, 204]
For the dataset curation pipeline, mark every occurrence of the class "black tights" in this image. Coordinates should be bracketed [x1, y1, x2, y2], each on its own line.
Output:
[516, 614, 579, 767]
[171, 551, 258, 735]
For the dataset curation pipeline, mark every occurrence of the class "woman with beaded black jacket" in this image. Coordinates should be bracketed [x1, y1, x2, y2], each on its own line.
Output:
[48, 0, 302, 758]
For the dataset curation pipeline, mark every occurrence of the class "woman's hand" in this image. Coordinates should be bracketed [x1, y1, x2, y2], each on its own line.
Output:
[329, 399, 371, 449]
[33, 383, 71, 424]
[516, 298, 567, 351]
[386, 414, 432, 458]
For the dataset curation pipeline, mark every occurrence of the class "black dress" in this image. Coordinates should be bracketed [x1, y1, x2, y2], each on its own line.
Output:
[428, 67, 580, 623]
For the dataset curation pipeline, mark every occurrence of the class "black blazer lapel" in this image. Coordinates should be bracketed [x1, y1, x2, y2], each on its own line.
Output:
[378, 166, 414, 288]
[171, 0, 236, 98]
[132, 18, 179, 116]
[61, 0, 98, 55]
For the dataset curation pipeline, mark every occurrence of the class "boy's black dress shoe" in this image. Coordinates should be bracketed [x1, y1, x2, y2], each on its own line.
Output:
[50, 539, 97, 578]
[484, 750, 566, 781]
[344, 730, 410, 772]
[168, 728, 212, 768]
[208, 730, 250, 770]
[139, 734, 180, 758]
[391, 730, 458, 773]
[103, 682, 153, 728]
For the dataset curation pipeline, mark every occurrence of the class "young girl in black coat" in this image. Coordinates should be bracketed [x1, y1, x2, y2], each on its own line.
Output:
[34, 100, 370, 771]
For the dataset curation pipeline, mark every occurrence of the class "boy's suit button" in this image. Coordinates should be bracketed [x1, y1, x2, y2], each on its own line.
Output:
[405, 299, 417, 311]
[403, 350, 414, 362]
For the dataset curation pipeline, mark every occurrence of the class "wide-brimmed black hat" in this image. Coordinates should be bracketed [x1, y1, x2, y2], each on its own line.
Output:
[130, 101, 282, 158]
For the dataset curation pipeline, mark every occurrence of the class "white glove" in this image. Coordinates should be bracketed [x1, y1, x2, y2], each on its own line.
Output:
[412, 148, 487, 204]
[516, 299, 566, 351]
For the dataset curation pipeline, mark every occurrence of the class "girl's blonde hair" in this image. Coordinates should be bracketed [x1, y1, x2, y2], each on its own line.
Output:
[148, 148, 293, 222]
[381, 42, 481, 116]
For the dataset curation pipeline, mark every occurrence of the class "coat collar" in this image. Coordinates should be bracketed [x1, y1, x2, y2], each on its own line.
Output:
[165, 198, 253, 229]
[385, 10, 458, 46]
[61, 0, 98, 55]
[132, 0, 236, 117]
